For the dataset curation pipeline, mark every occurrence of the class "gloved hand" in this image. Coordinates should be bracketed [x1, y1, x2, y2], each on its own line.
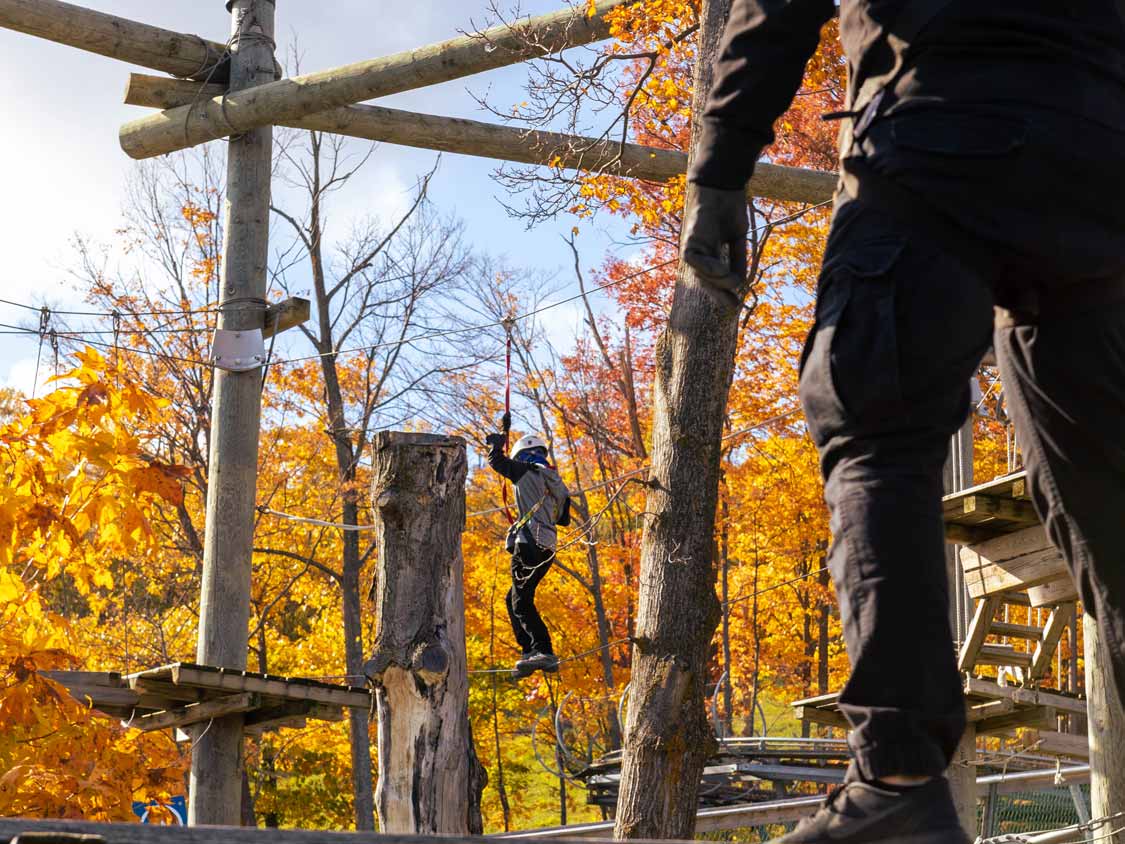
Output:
[501, 411, 511, 432]
[485, 432, 506, 449]
[681, 185, 749, 312]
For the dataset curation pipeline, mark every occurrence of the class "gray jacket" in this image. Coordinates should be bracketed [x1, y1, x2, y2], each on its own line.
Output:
[488, 446, 572, 551]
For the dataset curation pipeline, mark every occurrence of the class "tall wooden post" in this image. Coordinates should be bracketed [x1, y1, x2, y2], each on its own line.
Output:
[1085, 613, 1125, 841]
[944, 417, 976, 836]
[363, 432, 486, 835]
[613, 0, 741, 838]
[190, 0, 275, 826]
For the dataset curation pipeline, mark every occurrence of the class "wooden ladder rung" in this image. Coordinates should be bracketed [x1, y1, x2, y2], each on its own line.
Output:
[990, 622, 1045, 641]
[976, 645, 1033, 668]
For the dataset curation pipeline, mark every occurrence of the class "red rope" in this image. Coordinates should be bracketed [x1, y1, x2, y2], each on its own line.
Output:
[501, 327, 515, 525]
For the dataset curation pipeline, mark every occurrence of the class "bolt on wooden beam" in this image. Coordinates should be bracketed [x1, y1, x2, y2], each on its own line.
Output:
[125, 74, 838, 206]
[119, 0, 637, 160]
[0, 0, 229, 80]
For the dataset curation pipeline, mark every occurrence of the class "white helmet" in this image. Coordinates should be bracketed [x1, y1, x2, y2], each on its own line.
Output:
[511, 434, 548, 459]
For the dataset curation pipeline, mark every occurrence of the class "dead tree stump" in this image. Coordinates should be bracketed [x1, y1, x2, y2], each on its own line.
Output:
[363, 432, 485, 835]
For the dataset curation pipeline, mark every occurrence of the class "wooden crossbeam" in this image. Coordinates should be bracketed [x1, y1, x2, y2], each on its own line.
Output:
[968, 698, 1016, 722]
[135, 692, 260, 732]
[0, 0, 229, 79]
[263, 297, 311, 340]
[964, 676, 1088, 716]
[975, 704, 1056, 736]
[960, 525, 1069, 599]
[792, 705, 849, 730]
[124, 75, 836, 205]
[961, 495, 1038, 526]
[119, 0, 637, 160]
[1028, 576, 1079, 608]
[1023, 729, 1090, 760]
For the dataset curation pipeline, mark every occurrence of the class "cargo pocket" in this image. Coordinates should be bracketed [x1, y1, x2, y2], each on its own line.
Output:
[890, 108, 1027, 157]
[800, 236, 906, 445]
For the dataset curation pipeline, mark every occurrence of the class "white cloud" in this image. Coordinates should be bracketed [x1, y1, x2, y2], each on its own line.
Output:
[2, 355, 45, 398]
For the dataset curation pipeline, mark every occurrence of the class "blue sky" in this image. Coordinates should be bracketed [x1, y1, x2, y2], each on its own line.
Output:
[0, 0, 636, 393]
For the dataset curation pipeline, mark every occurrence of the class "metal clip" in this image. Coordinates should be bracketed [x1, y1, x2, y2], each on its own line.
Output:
[211, 328, 266, 372]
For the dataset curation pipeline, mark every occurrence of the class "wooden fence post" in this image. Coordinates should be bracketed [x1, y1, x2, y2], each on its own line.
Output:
[364, 432, 486, 834]
[1084, 613, 1125, 841]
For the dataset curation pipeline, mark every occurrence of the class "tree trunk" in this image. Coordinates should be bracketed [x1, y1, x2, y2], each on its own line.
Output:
[364, 432, 486, 835]
[612, 2, 740, 837]
[1085, 613, 1125, 842]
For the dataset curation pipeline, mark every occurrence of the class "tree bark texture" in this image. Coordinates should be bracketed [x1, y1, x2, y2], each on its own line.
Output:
[125, 74, 836, 206]
[612, 1, 740, 838]
[363, 433, 486, 835]
[1084, 613, 1125, 842]
[118, 0, 635, 160]
[190, 0, 274, 826]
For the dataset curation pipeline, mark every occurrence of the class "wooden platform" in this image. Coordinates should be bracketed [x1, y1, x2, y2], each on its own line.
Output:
[793, 679, 1086, 750]
[43, 662, 371, 736]
[943, 471, 1038, 545]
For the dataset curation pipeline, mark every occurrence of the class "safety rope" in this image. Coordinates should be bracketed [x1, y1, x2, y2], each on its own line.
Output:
[501, 316, 516, 525]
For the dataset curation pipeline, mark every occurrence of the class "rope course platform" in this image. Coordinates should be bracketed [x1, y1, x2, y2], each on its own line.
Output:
[43, 662, 371, 737]
[574, 737, 852, 810]
[794, 467, 1092, 821]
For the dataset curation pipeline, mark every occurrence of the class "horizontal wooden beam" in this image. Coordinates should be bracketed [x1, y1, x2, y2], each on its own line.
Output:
[960, 525, 1069, 599]
[1023, 729, 1090, 760]
[125, 75, 837, 205]
[0, 0, 228, 79]
[119, 0, 636, 160]
[135, 692, 259, 732]
[965, 676, 1088, 716]
[976, 704, 1056, 736]
[263, 296, 311, 340]
[793, 705, 849, 731]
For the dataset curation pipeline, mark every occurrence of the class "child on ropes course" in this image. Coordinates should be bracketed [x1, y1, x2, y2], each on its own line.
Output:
[484, 429, 572, 679]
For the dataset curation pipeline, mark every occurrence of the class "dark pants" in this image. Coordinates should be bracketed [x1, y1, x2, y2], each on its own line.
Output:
[799, 101, 1125, 779]
[507, 543, 555, 656]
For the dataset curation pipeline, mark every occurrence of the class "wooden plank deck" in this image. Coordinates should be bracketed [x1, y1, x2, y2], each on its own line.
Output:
[943, 471, 1033, 544]
[43, 662, 371, 734]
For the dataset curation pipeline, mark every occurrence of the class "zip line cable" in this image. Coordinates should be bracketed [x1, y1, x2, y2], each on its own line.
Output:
[0, 297, 219, 319]
[258, 406, 803, 531]
[0, 197, 833, 372]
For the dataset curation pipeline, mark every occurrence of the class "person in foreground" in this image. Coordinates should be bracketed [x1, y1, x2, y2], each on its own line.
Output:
[484, 430, 572, 679]
[682, 1, 1125, 842]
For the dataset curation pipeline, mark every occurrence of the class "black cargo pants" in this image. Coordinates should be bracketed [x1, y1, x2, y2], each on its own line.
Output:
[799, 101, 1125, 779]
[507, 543, 555, 656]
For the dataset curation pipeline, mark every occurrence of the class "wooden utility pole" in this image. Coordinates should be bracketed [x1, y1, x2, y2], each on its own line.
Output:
[612, 0, 740, 838]
[1085, 614, 1125, 841]
[363, 433, 486, 835]
[191, 0, 275, 826]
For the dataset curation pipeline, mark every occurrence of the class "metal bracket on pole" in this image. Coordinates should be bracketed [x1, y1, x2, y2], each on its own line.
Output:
[211, 328, 265, 371]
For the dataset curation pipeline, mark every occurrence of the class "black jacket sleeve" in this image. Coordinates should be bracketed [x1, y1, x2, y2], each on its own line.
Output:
[557, 496, 572, 527]
[488, 439, 530, 484]
[689, 0, 835, 190]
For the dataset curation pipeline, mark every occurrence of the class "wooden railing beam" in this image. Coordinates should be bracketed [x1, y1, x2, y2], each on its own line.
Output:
[119, 0, 638, 160]
[125, 74, 838, 205]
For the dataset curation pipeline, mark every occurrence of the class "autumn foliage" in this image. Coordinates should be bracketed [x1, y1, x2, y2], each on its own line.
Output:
[0, 2, 1021, 833]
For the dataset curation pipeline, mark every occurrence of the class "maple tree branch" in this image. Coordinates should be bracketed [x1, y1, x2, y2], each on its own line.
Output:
[253, 547, 342, 584]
